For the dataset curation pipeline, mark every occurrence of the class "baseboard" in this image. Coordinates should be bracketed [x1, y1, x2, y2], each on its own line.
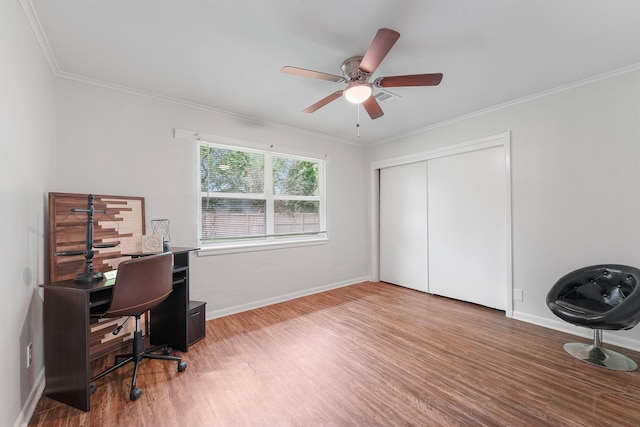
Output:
[207, 284, 640, 353]
[512, 310, 640, 353]
[206, 276, 371, 320]
[20, 290, 638, 427]
[14, 366, 45, 427]
[15, 277, 370, 425]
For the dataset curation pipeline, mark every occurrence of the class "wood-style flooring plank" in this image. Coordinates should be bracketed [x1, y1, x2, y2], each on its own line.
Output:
[29, 282, 640, 426]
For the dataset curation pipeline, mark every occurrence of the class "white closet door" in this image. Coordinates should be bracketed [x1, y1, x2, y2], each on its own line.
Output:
[427, 146, 506, 310]
[379, 162, 428, 292]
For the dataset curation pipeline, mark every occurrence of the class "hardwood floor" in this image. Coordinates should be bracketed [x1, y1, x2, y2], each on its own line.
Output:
[29, 282, 640, 426]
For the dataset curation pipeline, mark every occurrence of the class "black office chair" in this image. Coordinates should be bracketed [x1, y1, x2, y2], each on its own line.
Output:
[546, 264, 640, 371]
[90, 252, 187, 401]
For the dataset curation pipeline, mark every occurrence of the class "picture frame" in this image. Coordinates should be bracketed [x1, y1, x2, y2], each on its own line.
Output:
[141, 234, 163, 253]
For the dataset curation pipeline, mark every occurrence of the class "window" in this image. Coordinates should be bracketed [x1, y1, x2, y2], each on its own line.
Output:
[198, 141, 326, 250]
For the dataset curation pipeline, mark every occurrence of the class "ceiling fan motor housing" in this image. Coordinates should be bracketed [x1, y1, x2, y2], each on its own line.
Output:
[281, 28, 442, 119]
[341, 56, 370, 81]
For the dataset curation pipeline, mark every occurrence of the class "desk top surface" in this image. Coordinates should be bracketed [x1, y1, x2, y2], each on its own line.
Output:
[40, 277, 113, 292]
[41, 246, 198, 291]
[122, 246, 199, 257]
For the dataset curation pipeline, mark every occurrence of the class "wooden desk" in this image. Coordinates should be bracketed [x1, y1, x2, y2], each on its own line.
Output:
[41, 247, 198, 412]
[123, 247, 198, 353]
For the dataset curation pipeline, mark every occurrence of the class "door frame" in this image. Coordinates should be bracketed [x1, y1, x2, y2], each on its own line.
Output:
[370, 132, 513, 317]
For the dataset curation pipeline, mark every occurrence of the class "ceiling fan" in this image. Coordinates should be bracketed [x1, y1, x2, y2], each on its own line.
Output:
[281, 28, 443, 120]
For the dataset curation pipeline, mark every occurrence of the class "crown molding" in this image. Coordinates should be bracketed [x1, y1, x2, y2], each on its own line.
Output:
[19, 0, 60, 75]
[56, 70, 364, 148]
[372, 63, 640, 147]
[19, 0, 361, 148]
[21, 0, 638, 149]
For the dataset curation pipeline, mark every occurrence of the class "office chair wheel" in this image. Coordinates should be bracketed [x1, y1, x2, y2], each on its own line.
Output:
[89, 385, 97, 395]
[130, 388, 142, 401]
[163, 346, 173, 355]
[178, 361, 187, 372]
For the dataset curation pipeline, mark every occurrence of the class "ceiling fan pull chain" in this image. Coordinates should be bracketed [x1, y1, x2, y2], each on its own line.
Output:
[356, 104, 360, 138]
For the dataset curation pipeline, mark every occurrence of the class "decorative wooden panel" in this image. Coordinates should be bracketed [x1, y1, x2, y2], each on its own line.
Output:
[48, 192, 147, 359]
[48, 192, 145, 283]
[89, 316, 146, 360]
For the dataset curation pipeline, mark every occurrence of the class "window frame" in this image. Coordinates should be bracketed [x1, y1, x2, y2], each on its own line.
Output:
[196, 139, 328, 254]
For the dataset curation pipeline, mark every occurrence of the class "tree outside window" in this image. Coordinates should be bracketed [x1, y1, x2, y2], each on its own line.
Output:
[199, 142, 325, 245]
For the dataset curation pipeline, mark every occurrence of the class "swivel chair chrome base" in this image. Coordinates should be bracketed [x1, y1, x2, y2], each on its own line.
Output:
[563, 330, 637, 371]
[547, 264, 640, 372]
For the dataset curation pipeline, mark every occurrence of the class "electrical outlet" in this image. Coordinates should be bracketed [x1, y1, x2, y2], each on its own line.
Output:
[27, 342, 32, 368]
[513, 288, 524, 302]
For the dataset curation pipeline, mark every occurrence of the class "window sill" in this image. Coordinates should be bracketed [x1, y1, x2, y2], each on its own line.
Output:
[196, 237, 328, 257]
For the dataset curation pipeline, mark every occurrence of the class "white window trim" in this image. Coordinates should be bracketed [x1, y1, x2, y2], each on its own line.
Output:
[194, 135, 328, 254]
[196, 236, 328, 257]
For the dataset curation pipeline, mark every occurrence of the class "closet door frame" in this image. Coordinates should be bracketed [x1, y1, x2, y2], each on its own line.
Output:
[370, 132, 513, 317]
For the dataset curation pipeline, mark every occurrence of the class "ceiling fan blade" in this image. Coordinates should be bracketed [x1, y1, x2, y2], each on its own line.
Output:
[359, 28, 401, 74]
[376, 73, 444, 87]
[362, 96, 384, 119]
[281, 66, 345, 83]
[302, 91, 344, 113]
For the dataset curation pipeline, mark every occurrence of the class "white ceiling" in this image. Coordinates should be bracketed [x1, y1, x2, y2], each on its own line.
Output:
[29, 0, 640, 145]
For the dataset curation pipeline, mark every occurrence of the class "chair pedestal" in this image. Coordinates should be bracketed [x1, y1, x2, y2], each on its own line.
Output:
[91, 315, 187, 401]
[563, 330, 637, 371]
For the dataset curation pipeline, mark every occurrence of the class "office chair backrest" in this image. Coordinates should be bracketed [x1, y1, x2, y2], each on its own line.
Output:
[104, 252, 174, 318]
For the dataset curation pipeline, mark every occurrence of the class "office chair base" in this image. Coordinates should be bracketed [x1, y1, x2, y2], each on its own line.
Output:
[91, 328, 188, 401]
[130, 388, 142, 401]
[563, 343, 638, 371]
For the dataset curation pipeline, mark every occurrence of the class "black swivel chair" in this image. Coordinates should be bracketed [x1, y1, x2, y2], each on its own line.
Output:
[546, 264, 640, 371]
[90, 252, 187, 401]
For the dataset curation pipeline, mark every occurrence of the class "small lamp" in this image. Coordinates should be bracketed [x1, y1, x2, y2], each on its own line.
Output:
[151, 219, 171, 252]
[344, 81, 373, 104]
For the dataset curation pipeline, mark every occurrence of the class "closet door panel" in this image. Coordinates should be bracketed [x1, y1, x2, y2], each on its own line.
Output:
[379, 162, 428, 292]
[427, 146, 506, 310]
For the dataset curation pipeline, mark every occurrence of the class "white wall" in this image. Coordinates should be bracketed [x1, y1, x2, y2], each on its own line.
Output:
[11, 5, 635, 421]
[368, 69, 640, 349]
[54, 78, 371, 317]
[1, 1, 56, 426]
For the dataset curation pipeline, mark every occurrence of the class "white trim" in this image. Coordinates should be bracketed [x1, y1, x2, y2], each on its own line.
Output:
[19, 0, 60, 75]
[13, 367, 45, 427]
[370, 63, 640, 147]
[503, 135, 514, 318]
[512, 311, 640, 353]
[196, 140, 327, 251]
[318, 153, 328, 235]
[21, 0, 638, 151]
[55, 63, 639, 148]
[63, 72, 362, 147]
[197, 237, 328, 256]
[265, 153, 275, 236]
[370, 132, 513, 317]
[58, 63, 640, 148]
[206, 277, 370, 320]
[371, 132, 510, 170]
[176, 128, 329, 161]
[369, 168, 380, 283]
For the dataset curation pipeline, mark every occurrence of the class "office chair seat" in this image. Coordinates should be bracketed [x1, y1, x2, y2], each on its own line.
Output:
[546, 264, 640, 371]
[90, 252, 187, 401]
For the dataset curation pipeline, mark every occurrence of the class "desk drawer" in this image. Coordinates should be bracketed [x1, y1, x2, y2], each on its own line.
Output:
[188, 300, 206, 346]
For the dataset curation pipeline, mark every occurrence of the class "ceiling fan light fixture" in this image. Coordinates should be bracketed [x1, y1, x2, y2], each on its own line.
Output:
[344, 81, 373, 104]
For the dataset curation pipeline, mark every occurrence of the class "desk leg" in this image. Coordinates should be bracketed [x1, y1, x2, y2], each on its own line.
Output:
[43, 289, 91, 412]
